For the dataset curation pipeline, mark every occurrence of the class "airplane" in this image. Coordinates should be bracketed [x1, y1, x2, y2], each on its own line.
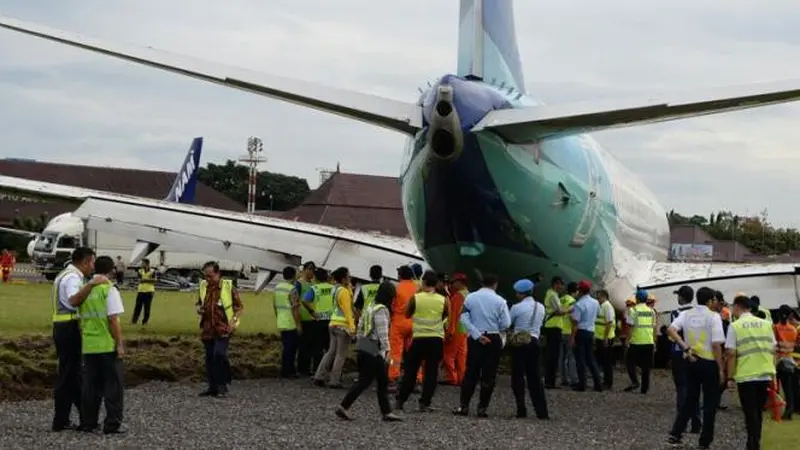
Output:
[3, 0, 800, 311]
[0, 138, 205, 278]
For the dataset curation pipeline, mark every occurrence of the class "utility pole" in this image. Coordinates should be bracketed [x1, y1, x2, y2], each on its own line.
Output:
[239, 137, 267, 214]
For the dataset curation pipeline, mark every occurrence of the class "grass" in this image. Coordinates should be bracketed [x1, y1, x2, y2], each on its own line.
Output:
[764, 419, 800, 449]
[0, 283, 283, 401]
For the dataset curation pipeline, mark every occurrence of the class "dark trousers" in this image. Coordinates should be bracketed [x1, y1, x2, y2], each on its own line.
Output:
[670, 358, 720, 447]
[341, 351, 392, 415]
[460, 335, 503, 410]
[296, 320, 316, 375]
[543, 327, 561, 387]
[777, 367, 798, 417]
[397, 337, 443, 407]
[132, 292, 154, 324]
[595, 339, 614, 388]
[52, 321, 82, 428]
[115, 271, 124, 285]
[305, 320, 330, 374]
[573, 330, 602, 389]
[510, 338, 549, 418]
[737, 381, 770, 450]
[280, 330, 299, 377]
[80, 352, 124, 432]
[626, 344, 654, 393]
[671, 354, 702, 432]
[203, 337, 231, 392]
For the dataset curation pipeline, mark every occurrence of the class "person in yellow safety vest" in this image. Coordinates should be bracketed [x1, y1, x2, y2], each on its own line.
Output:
[196, 261, 244, 398]
[559, 282, 579, 387]
[336, 281, 404, 422]
[355, 265, 383, 322]
[131, 258, 157, 326]
[74, 256, 126, 434]
[666, 287, 726, 449]
[725, 295, 777, 450]
[274, 266, 304, 378]
[303, 267, 334, 375]
[313, 267, 356, 388]
[624, 289, 657, 394]
[749, 296, 773, 325]
[394, 270, 450, 412]
[51, 247, 107, 432]
[594, 289, 616, 389]
[411, 263, 424, 290]
[542, 276, 566, 388]
[296, 261, 318, 376]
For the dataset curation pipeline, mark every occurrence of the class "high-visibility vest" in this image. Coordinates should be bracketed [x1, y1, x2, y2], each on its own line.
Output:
[78, 282, 116, 354]
[594, 301, 616, 340]
[560, 294, 576, 335]
[361, 303, 387, 337]
[683, 307, 717, 360]
[361, 283, 380, 310]
[52, 266, 82, 323]
[312, 283, 335, 320]
[274, 282, 297, 331]
[199, 279, 237, 324]
[732, 315, 777, 382]
[297, 279, 314, 321]
[412, 291, 446, 339]
[137, 268, 156, 293]
[544, 289, 562, 329]
[330, 285, 353, 325]
[629, 303, 655, 345]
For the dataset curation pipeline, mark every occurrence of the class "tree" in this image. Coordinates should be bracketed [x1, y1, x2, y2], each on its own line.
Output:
[198, 160, 310, 211]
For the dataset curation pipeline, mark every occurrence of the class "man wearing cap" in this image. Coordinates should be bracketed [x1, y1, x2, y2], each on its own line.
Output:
[508, 278, 549, 419]
[442, 273, 469, 386]
[569, 280, 603, 392]
[666, 287, 725, 449]
[668, 286, 702, 434]
[296, 261, 318, 376]
[453, 274, 511, 417]
[624, 289, 658, 394]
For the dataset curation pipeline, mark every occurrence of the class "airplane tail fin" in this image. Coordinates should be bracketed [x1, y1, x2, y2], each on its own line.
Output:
[457, 0, 526, 94]
[164, 137, 202, 204]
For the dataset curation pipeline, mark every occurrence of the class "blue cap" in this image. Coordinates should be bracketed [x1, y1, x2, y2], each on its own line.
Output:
[513, 279, 535, 294]
[636, 289, 649, 302]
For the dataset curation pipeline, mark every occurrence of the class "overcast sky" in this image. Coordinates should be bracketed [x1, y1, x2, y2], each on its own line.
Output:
[1, 0, 800, 226]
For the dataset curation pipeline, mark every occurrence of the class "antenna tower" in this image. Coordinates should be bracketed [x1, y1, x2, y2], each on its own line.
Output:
[239, 136, 267, 214]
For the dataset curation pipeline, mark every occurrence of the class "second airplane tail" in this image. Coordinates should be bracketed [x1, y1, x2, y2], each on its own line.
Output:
[164, 137, 203, 204]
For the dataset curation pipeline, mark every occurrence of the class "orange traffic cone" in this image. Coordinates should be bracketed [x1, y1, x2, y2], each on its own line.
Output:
[765, 379, 786, 421]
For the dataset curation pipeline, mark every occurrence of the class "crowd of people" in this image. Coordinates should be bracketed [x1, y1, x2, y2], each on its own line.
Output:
[44, 248, 800, 449]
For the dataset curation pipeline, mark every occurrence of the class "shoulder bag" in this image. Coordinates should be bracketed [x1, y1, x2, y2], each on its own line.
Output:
[508, 302, 539, 347]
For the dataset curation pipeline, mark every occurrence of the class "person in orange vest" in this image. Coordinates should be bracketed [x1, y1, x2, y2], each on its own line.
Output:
[441, 273, 468, 386]
[388, 265, 422, 391]
[0, 249, 11, 283]
[775, 305, 799, 420]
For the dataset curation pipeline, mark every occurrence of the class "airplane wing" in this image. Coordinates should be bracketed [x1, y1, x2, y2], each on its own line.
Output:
[0, 226, 38, 237]
[474, 80, 800, 142]
[0, 16, 422, 135]
[639, 261, 800, 313]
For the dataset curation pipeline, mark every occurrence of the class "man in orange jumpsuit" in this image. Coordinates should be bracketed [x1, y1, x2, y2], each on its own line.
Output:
[442, 273, 468, 385]
[388, 265, 422, 391]
[1, 250, 11, 283]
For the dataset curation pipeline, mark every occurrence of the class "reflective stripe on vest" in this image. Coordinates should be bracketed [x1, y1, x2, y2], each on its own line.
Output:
[732, 315, 776, 382]
[313, 283, 335, 320]
[629, 304, 655, 345]
[361, 283, 380, 310]
[544, 289, 562, 328]
[330, 285, 352, 324]
[274, 282, 296, 330]
[412, 292, 446, 339]
[199, 279, 236, 323]
[362, 303, 387, 337]
[79, 283, 116, 354]
[456, 288, 469, 334]
[138, 268, 156, 293]
[52, 266, 82, 323]
[684, 308, 716, 360]
[298, 279, 313, 321]
[594, 301, 616, 340]
[560, 295, 576, 335]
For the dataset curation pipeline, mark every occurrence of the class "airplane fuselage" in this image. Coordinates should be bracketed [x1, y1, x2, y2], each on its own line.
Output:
[401, 75, 671, 308]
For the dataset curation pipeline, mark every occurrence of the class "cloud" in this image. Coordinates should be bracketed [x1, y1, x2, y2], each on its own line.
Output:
[1, 0, 800, 227]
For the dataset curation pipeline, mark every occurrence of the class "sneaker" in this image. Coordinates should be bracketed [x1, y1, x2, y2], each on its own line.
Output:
[382, 412, 404, 422]
[335, 405, 352, 420]
[452, 406, 469, 416]
[476, 408, 489, 418]
[667, 435, 682, 446]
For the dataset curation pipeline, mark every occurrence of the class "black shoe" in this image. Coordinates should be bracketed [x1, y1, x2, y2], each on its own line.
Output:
[76, 425, 98, 433]
[623, 385, 639, 393]
[335, 405, 352, 421]
[572, 386, 586, 392]
[198, 389, 218, 397]
[313, 379, 326, 387]
[452, 406, 469, 416]
[689, 424, 702, 434]
[667, 435, 682, 446]
[418, 404, 435, 413]
[476, 408, 488, 418]
[698, 443, 710, 449]
[51, 422, 76, 432]
[103, 428, 126, 435]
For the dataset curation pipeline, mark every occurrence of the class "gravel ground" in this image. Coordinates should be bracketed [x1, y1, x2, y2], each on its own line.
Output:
[0, 370, 747, 450]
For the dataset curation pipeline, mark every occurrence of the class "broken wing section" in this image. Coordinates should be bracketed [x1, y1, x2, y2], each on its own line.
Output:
[639, 261, 800, 312]
[474, 79, 800, 143]
[73, 197, 424, 289]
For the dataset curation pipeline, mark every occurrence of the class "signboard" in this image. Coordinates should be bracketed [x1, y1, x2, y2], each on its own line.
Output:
[670, 243, 713, 262]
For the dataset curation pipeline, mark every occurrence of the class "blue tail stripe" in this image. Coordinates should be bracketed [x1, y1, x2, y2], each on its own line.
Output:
[165, 137, 202, 204]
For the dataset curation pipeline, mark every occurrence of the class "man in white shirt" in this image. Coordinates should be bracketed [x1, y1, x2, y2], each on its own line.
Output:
[51, 247, 107, 432]
[666, 287, 725, 449]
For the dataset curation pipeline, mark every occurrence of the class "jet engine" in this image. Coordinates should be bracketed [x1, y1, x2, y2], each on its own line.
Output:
[427, 84, 463, 161]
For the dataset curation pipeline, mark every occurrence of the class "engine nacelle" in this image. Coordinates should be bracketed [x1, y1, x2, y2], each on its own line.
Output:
[427, 84, 463, 161]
